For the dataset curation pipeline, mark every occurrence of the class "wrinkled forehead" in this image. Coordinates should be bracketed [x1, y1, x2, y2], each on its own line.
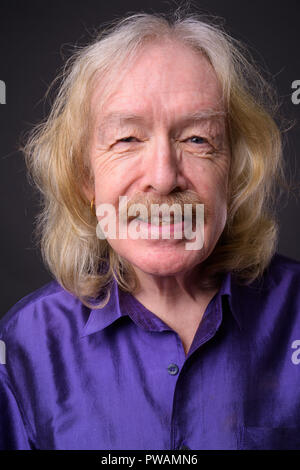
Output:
[90, 40, 225, 123]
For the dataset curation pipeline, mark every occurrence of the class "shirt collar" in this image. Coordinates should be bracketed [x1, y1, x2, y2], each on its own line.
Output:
[220, 271, 243, 331]
[81, 280, 124, 337]
[81, 270, 243, 338]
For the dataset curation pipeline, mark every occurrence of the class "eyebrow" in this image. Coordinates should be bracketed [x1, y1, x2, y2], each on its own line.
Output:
[98, 109, 226, 131]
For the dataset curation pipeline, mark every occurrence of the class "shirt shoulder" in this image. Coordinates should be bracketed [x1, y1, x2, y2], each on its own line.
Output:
[230, 252, 300, 331]
[269, 251, 300, 275]
[0, 281, 93, 448]
[0, 280, 89, 347]
[237, 251, 300, 293]
[263, 252, 300, 293]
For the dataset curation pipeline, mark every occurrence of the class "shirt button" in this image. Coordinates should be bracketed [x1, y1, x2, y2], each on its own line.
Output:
[167, 363, 179, 375]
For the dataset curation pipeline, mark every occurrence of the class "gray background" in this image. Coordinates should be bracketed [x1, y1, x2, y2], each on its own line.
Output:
[0, 0, 299, 317]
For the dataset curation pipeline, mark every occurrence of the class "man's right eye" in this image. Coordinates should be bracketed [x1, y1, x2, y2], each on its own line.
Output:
[117, 136, 137, 143]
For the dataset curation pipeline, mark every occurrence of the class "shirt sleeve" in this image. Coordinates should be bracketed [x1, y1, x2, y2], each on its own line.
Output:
[0, 371, 33, 450]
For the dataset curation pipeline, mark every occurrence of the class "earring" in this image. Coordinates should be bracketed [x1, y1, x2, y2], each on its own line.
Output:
[90, 197, 95, 215]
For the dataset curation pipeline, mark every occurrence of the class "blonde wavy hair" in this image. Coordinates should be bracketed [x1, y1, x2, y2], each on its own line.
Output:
[22, 7, 289, 308]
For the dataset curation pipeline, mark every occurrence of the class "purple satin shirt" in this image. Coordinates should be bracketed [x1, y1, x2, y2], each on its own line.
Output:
[1, 252, 300, 450]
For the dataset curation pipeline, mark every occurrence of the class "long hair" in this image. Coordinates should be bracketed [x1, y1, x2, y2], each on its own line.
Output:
[22, 7, 289, 308]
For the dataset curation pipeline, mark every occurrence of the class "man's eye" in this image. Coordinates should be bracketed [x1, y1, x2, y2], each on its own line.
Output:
[186, 136, 208, 144]
[117, 136, 138, 143]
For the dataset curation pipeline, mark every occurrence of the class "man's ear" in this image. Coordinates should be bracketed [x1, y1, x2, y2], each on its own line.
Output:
[82, 180, 95, 203]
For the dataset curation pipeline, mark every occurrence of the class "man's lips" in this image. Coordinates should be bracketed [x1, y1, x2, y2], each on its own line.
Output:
[126, 210, 196, 225]
[123, 213, 198, 240]
[127, 216, 185, 226]
[129, 218, 188, 237]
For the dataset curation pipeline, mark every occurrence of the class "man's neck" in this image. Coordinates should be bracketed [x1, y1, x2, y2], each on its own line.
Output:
[131, 267, 220, 356]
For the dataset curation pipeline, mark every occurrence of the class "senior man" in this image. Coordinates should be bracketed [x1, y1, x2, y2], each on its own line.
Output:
[1, 10, 300, 450]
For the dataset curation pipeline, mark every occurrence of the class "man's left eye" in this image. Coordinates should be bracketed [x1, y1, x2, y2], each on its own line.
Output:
[187, 136, 207, 144]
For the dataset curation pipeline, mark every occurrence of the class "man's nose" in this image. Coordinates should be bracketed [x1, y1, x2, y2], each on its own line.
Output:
[142, 137, 185, 195]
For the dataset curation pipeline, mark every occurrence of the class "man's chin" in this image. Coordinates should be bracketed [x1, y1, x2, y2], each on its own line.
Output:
[126, 250, 206, 278]
[107, 236, 208, 276]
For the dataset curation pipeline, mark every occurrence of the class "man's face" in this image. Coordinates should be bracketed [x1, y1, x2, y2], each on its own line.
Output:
[89, 41, 231, 277]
